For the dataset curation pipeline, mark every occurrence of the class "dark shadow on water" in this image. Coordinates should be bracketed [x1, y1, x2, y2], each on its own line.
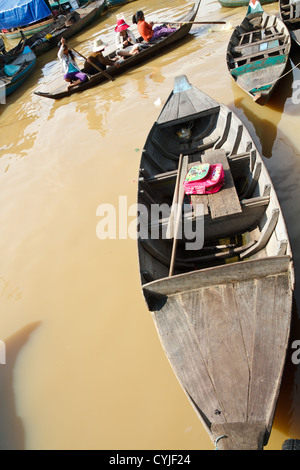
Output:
[0, 322, 41, 450]
[230, 58, 294, 159]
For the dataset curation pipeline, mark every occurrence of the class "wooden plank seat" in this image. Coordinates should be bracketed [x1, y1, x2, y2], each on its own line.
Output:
[190, 149, 242, 219]
[234, 34, 286, 52]
[233, 44, 288, 64]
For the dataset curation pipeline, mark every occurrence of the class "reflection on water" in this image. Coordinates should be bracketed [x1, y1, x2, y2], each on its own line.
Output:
[0, 0, 300, 450]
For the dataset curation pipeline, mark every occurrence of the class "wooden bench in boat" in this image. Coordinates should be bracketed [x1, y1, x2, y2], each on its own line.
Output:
[189, 148, 242, 219]
[233, 35, 285, 53]
[237, 25, 281, 44]
[232, 43, 288, 64]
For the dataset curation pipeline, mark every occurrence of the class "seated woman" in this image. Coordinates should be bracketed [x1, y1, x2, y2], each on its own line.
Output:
[58, 38, 87, 90]
[132, 10, 177, 43]
[114, 19, 140, 58]
[82, 37, 119, 75]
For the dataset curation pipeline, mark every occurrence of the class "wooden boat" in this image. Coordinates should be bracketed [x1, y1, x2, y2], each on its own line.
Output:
[226, 0, 291, 105]
[279, 0, 300, 47]
[0, 0, 54, 39]
[34, 0, 201, 99]
[137, 75, 294, 450]
[106, 0, 136, 7]
[25, 0, 107, 57]
[0, 43, 36, 96]
[218, 0, 277, 6]
[1, 17, 55, 40]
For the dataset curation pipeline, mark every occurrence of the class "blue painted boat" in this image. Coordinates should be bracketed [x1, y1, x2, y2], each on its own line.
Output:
[226, 0, 291, 104]
[0, 45, 36, 97]
[218, 0, 277, 7]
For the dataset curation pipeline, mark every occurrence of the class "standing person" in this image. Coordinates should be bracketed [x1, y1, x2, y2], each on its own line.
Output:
[82, 37, 120, 75]
[114, 18, 140, 58]
[132, 10, 177, 43]
[58, 37, 87, 90]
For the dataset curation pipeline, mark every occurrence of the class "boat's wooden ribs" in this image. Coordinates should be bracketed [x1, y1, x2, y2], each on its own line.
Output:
[214, 112, 232, 150]
[234, 33, 286, 52]
[141, 149, 165, 172]
[241, 162, 262, 199]
[240, 208, 280, 258]
[152, 137, 179, 160]
[192, 113, 218, 142]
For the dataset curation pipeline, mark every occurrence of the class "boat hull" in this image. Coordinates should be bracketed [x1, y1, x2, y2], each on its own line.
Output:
[137, 75, 294, 450]
[35, 1, 201, 99]
[1, 45, 36, 96]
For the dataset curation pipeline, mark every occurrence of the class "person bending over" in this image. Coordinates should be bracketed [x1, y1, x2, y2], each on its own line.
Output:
[82, 37, 119, 75]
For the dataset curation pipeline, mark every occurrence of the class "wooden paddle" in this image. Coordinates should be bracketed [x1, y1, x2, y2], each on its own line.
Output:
[69, 47, 114, 81]
[154, 20, 226, 25]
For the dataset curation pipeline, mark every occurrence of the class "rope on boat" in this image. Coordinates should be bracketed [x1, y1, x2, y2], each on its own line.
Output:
[214, 434, 228, 450]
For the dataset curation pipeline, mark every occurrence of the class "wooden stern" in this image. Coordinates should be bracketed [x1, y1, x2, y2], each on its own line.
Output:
[143, 256, 293, 450]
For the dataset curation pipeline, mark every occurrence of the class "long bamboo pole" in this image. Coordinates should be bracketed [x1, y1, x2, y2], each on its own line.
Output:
[154, 20, 227, 25]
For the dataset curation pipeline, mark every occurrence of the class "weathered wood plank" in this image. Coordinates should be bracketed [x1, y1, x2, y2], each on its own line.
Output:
[248, 273, 292, 422]
[153, 295, 224, 426]
[201, 149, 242, 218]
[143, 256, 291, 296]
[185, 284, 249, 422]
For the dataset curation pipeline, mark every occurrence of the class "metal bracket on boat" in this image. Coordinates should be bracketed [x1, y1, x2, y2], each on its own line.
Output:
[214, 434, 228, 450]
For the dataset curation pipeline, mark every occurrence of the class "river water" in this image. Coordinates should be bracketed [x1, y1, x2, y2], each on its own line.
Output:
[0, 0, 300, 451]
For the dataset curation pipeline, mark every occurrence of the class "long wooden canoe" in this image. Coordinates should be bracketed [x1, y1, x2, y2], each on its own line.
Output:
[137, 75, 294, 450]
[280, 0, 300, 47]
[0, 45, 36, 97]
[34, 0, 201, 99]
[227, 0, 291, 105]
[25, 0, 107, 56]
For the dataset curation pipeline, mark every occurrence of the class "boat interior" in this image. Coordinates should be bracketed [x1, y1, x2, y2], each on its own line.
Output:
[281, 0, 300, 23]
[227, 12, 290, 69]
[138, 103, 289, 284]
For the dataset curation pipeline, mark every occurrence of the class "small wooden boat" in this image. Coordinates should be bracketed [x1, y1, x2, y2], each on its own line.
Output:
[106, 0, 136, 7]
[34, 0, 201, 99]
[137, 75, 294, 450]
[25, 0, 107, 57]
[0, 0, 53, 37]
[0, 42, 36, 96]
[218, 0, 277, 6]
[226, 0, 291, 105]
[279, 0, 300, 47]
[1, 17, 55, 40]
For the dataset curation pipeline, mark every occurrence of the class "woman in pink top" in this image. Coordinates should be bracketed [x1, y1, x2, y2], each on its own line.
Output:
[132, 10, 176, 43]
